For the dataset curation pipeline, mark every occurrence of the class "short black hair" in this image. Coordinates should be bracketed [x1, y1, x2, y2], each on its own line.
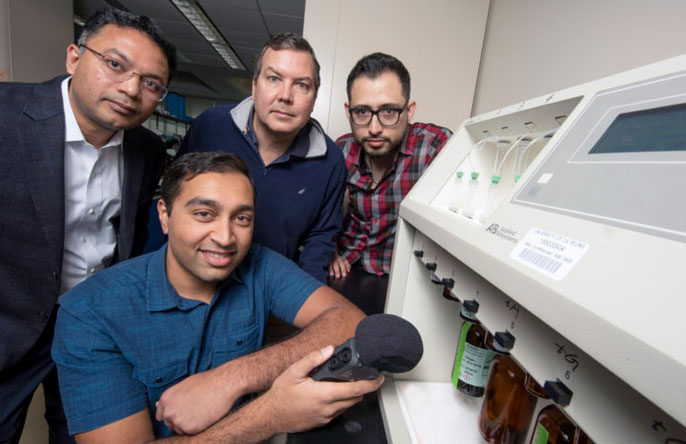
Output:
[346, 52, 411, 101]
[78, 8, 177, 79]
[161, 152, 255, 214]
[253, 32, 320, 94]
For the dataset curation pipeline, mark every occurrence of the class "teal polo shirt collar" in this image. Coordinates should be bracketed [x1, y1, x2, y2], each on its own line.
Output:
[145, 244, 245, 313]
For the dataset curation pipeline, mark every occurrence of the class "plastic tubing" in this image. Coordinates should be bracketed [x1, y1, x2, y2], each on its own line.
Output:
[466, 135, 501, 173]
[485, 178, 499, 216]
[494, 134, 530, 177]
[492, 140, 509, 176]
[514, 127, 560, 178]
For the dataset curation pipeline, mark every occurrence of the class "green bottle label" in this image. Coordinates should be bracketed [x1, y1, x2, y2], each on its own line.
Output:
[451, 321, 472, 387]
[533, 423, 550, 444]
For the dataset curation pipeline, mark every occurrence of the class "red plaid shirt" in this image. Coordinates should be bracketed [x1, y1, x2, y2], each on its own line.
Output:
[336, 122, 452, 275]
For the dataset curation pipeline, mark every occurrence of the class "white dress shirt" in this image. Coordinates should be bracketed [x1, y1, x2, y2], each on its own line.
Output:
[60, 77, 124, 294]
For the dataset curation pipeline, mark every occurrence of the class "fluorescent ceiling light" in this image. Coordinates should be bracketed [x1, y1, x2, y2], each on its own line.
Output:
[171, 0, 247, 71]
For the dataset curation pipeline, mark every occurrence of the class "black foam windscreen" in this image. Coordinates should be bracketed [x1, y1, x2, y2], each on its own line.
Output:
[354, 314, 423, 373]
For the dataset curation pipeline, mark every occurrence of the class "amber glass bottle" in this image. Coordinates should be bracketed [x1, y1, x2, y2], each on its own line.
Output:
[524, 374, 547, 399]
[451, 301, 494, 397]
[478, 333, 537, 444]
[529, 405, 594, 444]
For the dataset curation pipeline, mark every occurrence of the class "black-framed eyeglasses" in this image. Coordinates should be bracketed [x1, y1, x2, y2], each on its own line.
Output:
[80, 45, 169, 102]
[349, 101, 408, 127]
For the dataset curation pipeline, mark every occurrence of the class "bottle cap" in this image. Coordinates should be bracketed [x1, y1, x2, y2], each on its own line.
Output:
[460, 300, 480, 321]
[543, 380, 573, 406]
[462, 299, 479, 314]
[493, 331, 515, 352]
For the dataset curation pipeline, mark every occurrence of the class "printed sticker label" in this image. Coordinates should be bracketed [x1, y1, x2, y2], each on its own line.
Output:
[458, 343, 494, 388]
[510, 228, 589, 281]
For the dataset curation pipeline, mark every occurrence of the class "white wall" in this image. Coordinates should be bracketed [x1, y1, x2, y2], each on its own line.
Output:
[304, 0, 490, 139]
[6, 0, 72, 82]
[473, 0, 686, 115]
[5, 2, 72, 441]
[0, 0, 10, 81]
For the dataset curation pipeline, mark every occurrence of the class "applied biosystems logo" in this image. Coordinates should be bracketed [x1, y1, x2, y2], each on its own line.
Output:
[485, 223, 518, 243]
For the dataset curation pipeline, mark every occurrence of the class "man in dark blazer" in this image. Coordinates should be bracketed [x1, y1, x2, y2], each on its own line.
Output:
[0, 8, 176, 443]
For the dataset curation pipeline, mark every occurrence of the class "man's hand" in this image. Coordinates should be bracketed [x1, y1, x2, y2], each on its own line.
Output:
[328, 253, 351, 278]
[155, 287, 364, 438]
[264, 346, 384, 433]
[155, 364, 241, 435]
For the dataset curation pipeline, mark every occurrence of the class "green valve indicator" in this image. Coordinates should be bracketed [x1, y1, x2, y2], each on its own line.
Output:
[471, 172, 479, 180]
[456, 171, 464, 179]
[514, 174, 521, 182]
[491, 175, 501, 184]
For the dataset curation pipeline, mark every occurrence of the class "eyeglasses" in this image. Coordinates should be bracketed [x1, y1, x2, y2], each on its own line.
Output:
[348, 102, 408, 127]
[80, 45, 169, 102]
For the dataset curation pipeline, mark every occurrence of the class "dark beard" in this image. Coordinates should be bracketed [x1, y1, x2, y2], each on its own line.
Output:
[361, 138, 397, 159]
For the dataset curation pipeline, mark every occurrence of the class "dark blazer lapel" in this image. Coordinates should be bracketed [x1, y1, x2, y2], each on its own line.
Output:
[118, 131, 145, 261]
[20, 78, 66, 261]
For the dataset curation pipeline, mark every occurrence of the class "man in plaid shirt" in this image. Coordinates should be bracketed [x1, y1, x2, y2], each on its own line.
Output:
[328, 53, 452, 308]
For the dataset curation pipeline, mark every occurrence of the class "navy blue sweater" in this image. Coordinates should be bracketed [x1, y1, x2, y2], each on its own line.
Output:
[178, 98, 345, 283]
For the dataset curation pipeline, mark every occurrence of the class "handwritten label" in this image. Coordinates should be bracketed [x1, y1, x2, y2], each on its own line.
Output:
[652, 419, 686, 443]
[554, 341, 580, 380]
[504, 298, 521, 330]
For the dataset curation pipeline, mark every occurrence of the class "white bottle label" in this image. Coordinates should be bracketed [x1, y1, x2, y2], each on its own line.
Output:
[458, 343, 494, 388]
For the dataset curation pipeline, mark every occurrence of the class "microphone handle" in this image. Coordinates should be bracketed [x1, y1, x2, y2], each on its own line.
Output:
[309, 338, 381, 382]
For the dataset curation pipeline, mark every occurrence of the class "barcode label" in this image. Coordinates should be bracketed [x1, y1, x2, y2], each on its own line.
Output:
[518, 248, 562, 273]
[510, 228, 589, 280]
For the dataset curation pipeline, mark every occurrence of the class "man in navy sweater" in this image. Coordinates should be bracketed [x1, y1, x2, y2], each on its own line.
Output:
[178, 33, 345, 284]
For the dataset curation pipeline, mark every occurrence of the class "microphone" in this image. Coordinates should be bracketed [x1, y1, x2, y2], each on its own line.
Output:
[310, 314, 424, 382]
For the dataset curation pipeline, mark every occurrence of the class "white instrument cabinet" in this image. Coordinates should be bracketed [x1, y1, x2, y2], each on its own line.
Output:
[379, 55, 686, 444]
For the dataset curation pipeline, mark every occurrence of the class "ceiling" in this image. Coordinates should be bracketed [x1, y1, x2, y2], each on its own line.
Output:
[74, 0, 305, 104]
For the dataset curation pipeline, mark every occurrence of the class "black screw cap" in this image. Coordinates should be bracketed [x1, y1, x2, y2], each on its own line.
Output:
[543, 380, 573, 406]
[462, 299, 479, 314]
[494, 331, 515, 351]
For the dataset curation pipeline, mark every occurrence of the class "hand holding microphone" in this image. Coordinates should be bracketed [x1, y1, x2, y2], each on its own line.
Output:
[236, 314, 421, 436]
[310, 314, 424, 382]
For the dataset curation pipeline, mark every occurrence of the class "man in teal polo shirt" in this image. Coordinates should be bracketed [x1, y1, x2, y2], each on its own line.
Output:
[52, 152, 382, 442]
